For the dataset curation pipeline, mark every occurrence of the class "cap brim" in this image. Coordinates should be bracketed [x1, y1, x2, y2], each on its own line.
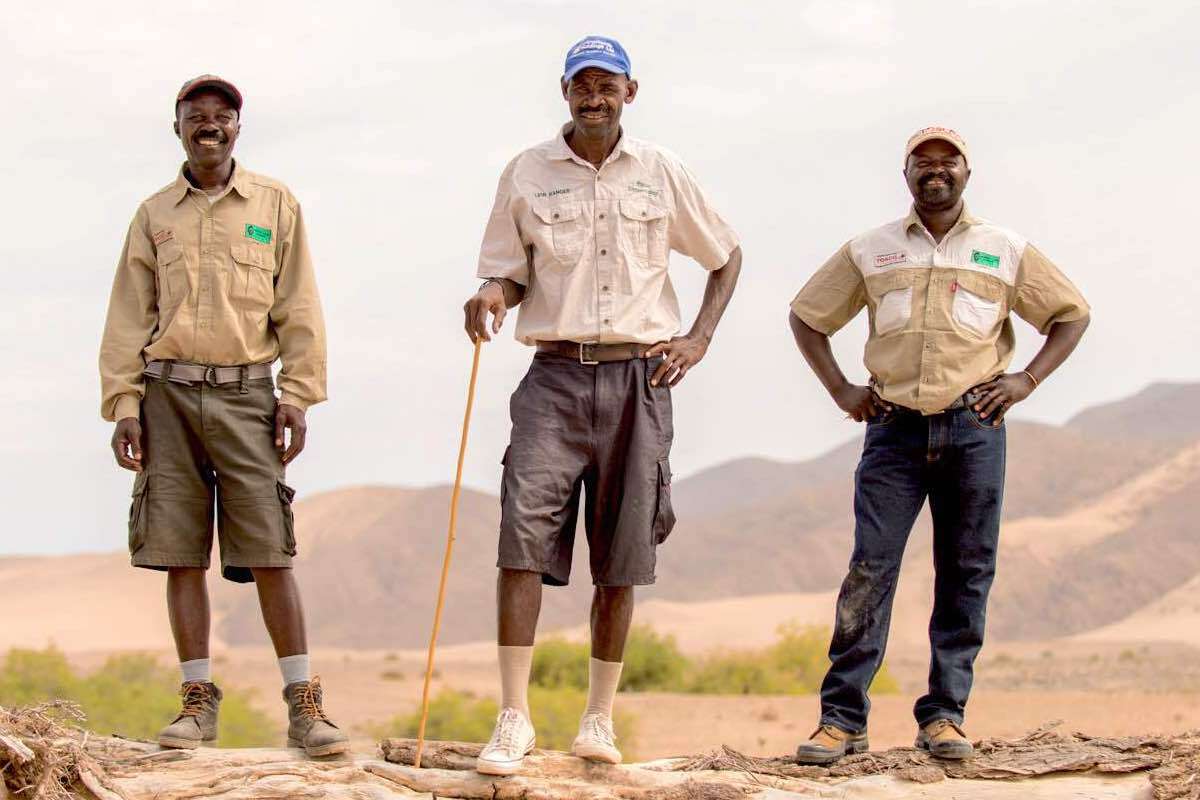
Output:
[563, 59, 627, 82]
[177, 80, 243, 110]
[905, 134, 968, 164]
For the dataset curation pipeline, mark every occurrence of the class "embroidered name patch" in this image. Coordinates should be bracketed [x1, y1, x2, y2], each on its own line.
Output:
[972, 249, 1000, 268]
[152, 229, 174, 245]
[244, 224, 272, 244]
[874, 251, 907, 268]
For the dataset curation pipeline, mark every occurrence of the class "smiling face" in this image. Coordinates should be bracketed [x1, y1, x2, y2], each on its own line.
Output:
[173, 89, 240, 172]
[904, 139, 970, 212]
[561, 67, 637, 140]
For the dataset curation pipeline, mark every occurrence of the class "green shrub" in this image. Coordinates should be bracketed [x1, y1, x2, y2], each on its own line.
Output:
[367, 687, 637, 757]
[530, 638, 588, 690]
[530, 626, 687, 692]
[0, 647, 273, 747]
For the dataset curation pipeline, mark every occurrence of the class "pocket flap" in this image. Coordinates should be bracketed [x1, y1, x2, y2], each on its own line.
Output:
[865, 268, 916, 296]
[156, 240, 184, 266]
[276, 479, 296, 504]
[657, 458, 672, 485]
[131, 471, 149, 497]
[620, 197, 668, 222]
[230, 242, 270, 269]
[532, 203, 581, 224]
[954, 269, 1005, 302]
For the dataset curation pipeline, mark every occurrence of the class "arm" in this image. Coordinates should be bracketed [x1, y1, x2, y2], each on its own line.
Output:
[100, 206, 158, 471]
[271, 197, 328, 464]
[972, 316, 1090, 423]
[464, 277, 526, 342]
[647, 246, 741, 387]
[788, 311, 889, 422]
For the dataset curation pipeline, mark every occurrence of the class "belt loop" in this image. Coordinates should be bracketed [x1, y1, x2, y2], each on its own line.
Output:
[239, 365, 249, 394]
[161, 359, 174, 384]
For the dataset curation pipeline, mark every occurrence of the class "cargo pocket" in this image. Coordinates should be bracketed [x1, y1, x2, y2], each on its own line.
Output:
[277, 480, 298, 556]
[531, 203, 584, 268]
[619, 197, 669, 267]
[652, 459, 676, 545]
[128, 472, 150, 555]
[155, 240, 187, 310]
[952, 270, 1006, 337]
[230, 241, 275, 312]
[499, 446, 511, 505]
[866, 270, 915, 336]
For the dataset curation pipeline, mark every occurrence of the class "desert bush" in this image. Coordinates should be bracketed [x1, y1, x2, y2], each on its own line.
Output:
[368, 687, 637, 756]
[530, 626, 686, 692]
[0, 647, 273, 747]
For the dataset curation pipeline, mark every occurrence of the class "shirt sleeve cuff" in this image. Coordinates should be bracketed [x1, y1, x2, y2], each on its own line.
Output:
[113, 395, 142, 422]
[699, 234, 741, 271]
[789, 302, 839, 336]
[277, 393, 312, 412]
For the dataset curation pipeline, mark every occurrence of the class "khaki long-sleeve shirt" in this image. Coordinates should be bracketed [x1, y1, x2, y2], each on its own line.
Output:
[476, 125, 740, 345]
[790, 206, 1089, 414]
[99, 162, 327, 421]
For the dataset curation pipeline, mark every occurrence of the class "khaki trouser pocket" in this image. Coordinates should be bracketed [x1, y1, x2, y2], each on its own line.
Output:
[653, 458, 676, 544]
[128, 472, 150, 555]
[277, 480, 298, 556]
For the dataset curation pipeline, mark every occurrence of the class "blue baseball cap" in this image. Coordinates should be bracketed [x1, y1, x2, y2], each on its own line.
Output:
[563, 36, 631, 82]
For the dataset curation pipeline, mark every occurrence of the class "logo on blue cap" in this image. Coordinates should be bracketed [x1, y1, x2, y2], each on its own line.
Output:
[563, 36, 631, 82]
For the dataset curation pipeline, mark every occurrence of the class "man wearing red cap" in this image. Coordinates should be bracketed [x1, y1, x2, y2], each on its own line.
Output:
[98, 75, 347, 756]
[463, 36, 742, 774]
[788, 127, 1090, 762]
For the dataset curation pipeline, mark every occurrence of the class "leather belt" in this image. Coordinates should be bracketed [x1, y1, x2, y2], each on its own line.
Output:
[536, 340, 654, 365]
[144, 360, 273, 386]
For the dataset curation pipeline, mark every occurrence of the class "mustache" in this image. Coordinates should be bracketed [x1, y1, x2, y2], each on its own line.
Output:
[578, 106, 609, 115]
[919, 172, 954, 188]
[192, 128, 226, 143]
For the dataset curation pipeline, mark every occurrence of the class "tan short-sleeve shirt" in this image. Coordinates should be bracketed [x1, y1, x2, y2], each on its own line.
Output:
[477, 125, 740, 346]
[99, 162, 327, 421]
[790, 206, 1089, 415]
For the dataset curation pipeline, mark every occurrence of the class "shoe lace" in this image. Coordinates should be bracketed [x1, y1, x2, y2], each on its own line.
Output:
[927, 719, 965, 738]
[582, 713, 615, 746]
[492, 708, 526, 752]
[178, 682, 213, 718]
[293, 676, 330, 722]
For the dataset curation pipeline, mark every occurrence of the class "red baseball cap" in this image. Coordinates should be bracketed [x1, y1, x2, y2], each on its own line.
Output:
[176, 74, 243, 111]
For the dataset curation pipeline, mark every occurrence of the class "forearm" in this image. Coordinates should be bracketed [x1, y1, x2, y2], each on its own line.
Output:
[686, 246, 742, 342]
[788, 311, 850, 396]
[486, 277, 526, 308]
[1024, 316, 1090, 383]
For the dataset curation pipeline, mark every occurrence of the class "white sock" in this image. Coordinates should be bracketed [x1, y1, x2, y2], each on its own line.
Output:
[180, 658, 211, 684]
[498, 645, 533, 719]
[278, 653, 311, 686]
[585, 657, 623, 718]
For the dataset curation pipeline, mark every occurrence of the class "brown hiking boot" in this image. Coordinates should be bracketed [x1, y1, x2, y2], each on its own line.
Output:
[158, 681, 221, 749]
[284, 676, 350, 757]
[915, 719, 974, 760]
[795, 723, 869, 765]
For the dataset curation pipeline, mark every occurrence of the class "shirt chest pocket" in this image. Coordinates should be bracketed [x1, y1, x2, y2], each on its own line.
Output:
[951, 270, 1006, 337]
[618, 198, 668, 267]
[155, 240, 189, 309]
[531, 203, 584, 268]
[866, 270, 916, 336]
[229, 241, 275, 312]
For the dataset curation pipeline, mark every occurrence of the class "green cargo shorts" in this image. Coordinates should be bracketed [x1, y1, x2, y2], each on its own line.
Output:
[126, 373, 297, 583]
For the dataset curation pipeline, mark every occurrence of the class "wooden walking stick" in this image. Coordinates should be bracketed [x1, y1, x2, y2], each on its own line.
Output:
[415, 337, 483, 769]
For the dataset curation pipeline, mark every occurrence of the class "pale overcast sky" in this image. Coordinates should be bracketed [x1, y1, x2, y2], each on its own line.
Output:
[2, 1, 1197, 555]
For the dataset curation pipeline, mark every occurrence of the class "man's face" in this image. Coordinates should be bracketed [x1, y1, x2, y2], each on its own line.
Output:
[904, 140, 970, 211]
[561, 67, 637, 138]
[174, 90, 240, 170]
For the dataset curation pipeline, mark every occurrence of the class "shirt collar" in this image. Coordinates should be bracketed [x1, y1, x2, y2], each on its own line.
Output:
[169, 160, 253, 205]
[550, 123, 641, 168]
[904, 203, 979, 235]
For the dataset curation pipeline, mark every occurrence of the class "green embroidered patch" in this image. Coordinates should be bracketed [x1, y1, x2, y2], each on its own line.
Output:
[244, 224, 272, 245]
[972, 249, 1000, 268]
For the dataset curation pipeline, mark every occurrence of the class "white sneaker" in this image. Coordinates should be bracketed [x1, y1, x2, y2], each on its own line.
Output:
[476, 707, 536, 776]
[571, 712, 621, 764]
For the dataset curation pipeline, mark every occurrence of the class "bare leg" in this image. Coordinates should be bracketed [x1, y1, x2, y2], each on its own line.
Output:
[590, 586, 634, 662]
[251, 567, 308, 658]
[167, 567, 210, 662]
[497, 568, 543, 646]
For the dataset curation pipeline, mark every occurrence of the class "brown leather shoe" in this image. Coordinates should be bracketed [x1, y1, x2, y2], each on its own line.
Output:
[284, 676, 350, 757]
[795, 723, 869, 765]
[158, 681, 221, 749]
[915, 719, 974, 760]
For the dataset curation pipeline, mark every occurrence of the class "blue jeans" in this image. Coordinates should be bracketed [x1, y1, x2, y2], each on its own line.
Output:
[819, 403, 1006, 733]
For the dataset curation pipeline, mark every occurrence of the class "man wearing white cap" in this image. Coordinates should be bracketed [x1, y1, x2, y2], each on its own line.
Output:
[463, 35, 742, 774]
[788, 127, 1090, 762]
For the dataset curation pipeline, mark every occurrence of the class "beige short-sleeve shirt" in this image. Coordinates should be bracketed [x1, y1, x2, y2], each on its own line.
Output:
[477, 125, 740, 346]
[790, 206, 1089, 415]
[99, 162, 328, 421]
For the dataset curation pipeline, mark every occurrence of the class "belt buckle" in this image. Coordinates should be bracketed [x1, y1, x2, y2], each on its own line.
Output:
[204, 366, 219, 387]
[579, 340, 599, 366]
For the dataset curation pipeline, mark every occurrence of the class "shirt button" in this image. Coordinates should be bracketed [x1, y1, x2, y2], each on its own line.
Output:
[600, 249, 607, 256]
[599, 213, 606, 219]
[603, 318, 610, 324]
[602, 285, 609, 291]
[553, 212, 560, 219]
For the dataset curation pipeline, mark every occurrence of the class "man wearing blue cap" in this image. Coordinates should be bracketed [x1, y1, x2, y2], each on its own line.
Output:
[463, 35, 743, 774]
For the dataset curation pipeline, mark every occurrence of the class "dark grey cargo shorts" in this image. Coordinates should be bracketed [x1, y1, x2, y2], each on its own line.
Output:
[498, 352, 677, 587]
